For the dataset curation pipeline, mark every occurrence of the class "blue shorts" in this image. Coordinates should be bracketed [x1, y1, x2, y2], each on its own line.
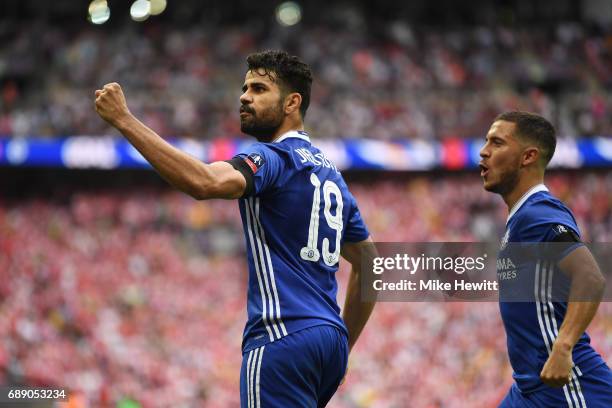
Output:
[240, 324, 348, 408]
[499, 363, 612, 408]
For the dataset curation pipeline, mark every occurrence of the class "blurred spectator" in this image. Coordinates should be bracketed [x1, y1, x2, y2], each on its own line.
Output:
[0, 21, 610, 141]
[1, 171, 611, 407]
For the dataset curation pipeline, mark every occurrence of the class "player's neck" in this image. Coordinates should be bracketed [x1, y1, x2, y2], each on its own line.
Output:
[503, 175, 545, 212]
[270, 118, 304, 142]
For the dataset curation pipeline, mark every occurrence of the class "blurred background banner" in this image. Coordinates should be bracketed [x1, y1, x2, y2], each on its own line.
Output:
[0, 0, 611, 407]
[1, 136, 611, 170]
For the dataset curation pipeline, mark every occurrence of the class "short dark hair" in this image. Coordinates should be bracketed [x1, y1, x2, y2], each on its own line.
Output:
[495, 111, 556, 166]
[246, 50, 313, 119]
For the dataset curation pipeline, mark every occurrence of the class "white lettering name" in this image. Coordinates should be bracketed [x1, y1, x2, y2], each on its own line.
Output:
[295, 148, 338, 172]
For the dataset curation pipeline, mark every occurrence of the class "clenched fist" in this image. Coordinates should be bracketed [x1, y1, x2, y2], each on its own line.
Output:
[540, 343, 574, 388]
[94, 82, 131, 127]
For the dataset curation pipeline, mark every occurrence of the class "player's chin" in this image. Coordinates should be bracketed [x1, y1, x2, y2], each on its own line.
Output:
[240, 122, 266, 139]
[240, 119, 254, 133]
[482, 178, 498, 192]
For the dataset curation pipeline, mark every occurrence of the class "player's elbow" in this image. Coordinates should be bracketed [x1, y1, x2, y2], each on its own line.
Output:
[191, 190, 210, 200]
[575, 266, 606, 300]
[191, 178, 243, 200]
[341, 238, 377, 273]
[190, 180, 219, 200]
[587, 268, 606, 292]
[188, 161, 247, 200]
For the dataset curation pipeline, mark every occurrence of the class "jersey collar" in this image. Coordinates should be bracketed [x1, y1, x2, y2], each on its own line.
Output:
[273, 130, 310, 144]
[506, 183, 549, 223]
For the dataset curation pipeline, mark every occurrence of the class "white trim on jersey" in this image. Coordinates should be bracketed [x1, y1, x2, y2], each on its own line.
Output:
[246, 346, 265, 408]
[506, 184, 549, 224]
[246, 198, 287, 339]
[254, 198, 288, 336]
[246, 349, 255, 408]
[568, 378, 583, 408]
[245, 199, 276, 342]
[571, 370, 587, 408]
[273, 130, 311, 144]
[564, 382, 577, 408]
[535, 261, 587, 407]
[535, 261, 553, 352]
[255, 345, 265, 408]
[246, 198, 283, 339]
[247, 197, 281, 339]
[541, 263, 557, 354]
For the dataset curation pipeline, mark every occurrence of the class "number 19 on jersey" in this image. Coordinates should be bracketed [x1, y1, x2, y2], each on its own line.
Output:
[300, 173, 344, 266]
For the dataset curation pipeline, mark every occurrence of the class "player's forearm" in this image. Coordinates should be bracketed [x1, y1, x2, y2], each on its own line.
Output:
[342, 266, 375, 353]
[114, 114, 216, 199]
[554, 274, 604, 352]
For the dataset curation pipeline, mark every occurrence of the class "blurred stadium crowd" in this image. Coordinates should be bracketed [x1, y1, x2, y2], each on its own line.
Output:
[0, 21, 611, 141]
[1, 172, 611, 408]
[1, 1, 611, 407]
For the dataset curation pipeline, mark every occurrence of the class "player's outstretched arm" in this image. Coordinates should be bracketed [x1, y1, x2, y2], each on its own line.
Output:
[540, 246, 605, 387]
[341, 237, 377, 353]
[94, 83, 246, 200]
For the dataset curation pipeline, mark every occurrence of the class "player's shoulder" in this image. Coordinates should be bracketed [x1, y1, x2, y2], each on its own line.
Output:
[239, 141, 288, 164]
[517, 191, 578, 230]
[522, 191, 574, 218]
[256, 140, 304, 161]
[244, 141, 280, 154]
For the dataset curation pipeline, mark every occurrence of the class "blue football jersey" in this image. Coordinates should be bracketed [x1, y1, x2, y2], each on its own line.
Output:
[232, 130, 369, 352]
[497, 184, 607, 393]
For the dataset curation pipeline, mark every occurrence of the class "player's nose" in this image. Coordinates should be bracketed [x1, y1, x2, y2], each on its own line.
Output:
[239, 91, 252, 105]
[479, 143, 490, 158]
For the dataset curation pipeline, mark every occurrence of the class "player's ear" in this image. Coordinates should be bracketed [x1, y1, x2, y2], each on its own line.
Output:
[521, 146, 540, 167]
[284, 92, 302, 115]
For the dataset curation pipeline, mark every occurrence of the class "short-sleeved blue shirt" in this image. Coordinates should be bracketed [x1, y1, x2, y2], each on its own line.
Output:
[233, 130, 369, 352]
[497, 185, 606, 393]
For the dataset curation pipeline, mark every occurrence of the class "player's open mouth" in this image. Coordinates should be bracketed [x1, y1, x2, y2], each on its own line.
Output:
[479, 163, 489, 177]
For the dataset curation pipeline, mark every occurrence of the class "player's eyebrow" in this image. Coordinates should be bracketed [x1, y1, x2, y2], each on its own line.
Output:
[242, 81, 269, 93]
[488, 135, 504, 143]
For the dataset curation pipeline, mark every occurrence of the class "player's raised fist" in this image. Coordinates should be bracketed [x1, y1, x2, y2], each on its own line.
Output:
[94, 82, 131, 126]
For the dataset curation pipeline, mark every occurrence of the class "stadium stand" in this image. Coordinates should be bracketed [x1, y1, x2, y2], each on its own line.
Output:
[1, 1, 610, 406]
[1, 172, 611, 407]
[0, 23, 610, 141]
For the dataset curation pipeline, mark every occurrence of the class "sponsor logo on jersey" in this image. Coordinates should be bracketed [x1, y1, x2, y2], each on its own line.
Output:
[500, 228, 510, 250]
[496, 257, 517, 280]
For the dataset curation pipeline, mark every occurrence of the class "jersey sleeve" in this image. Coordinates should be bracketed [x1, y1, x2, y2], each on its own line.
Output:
[541, 223, 584, 262]
[519, 202, 584, 263]
[343, 193, 370, 243]
[230, 143, 283, 197]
